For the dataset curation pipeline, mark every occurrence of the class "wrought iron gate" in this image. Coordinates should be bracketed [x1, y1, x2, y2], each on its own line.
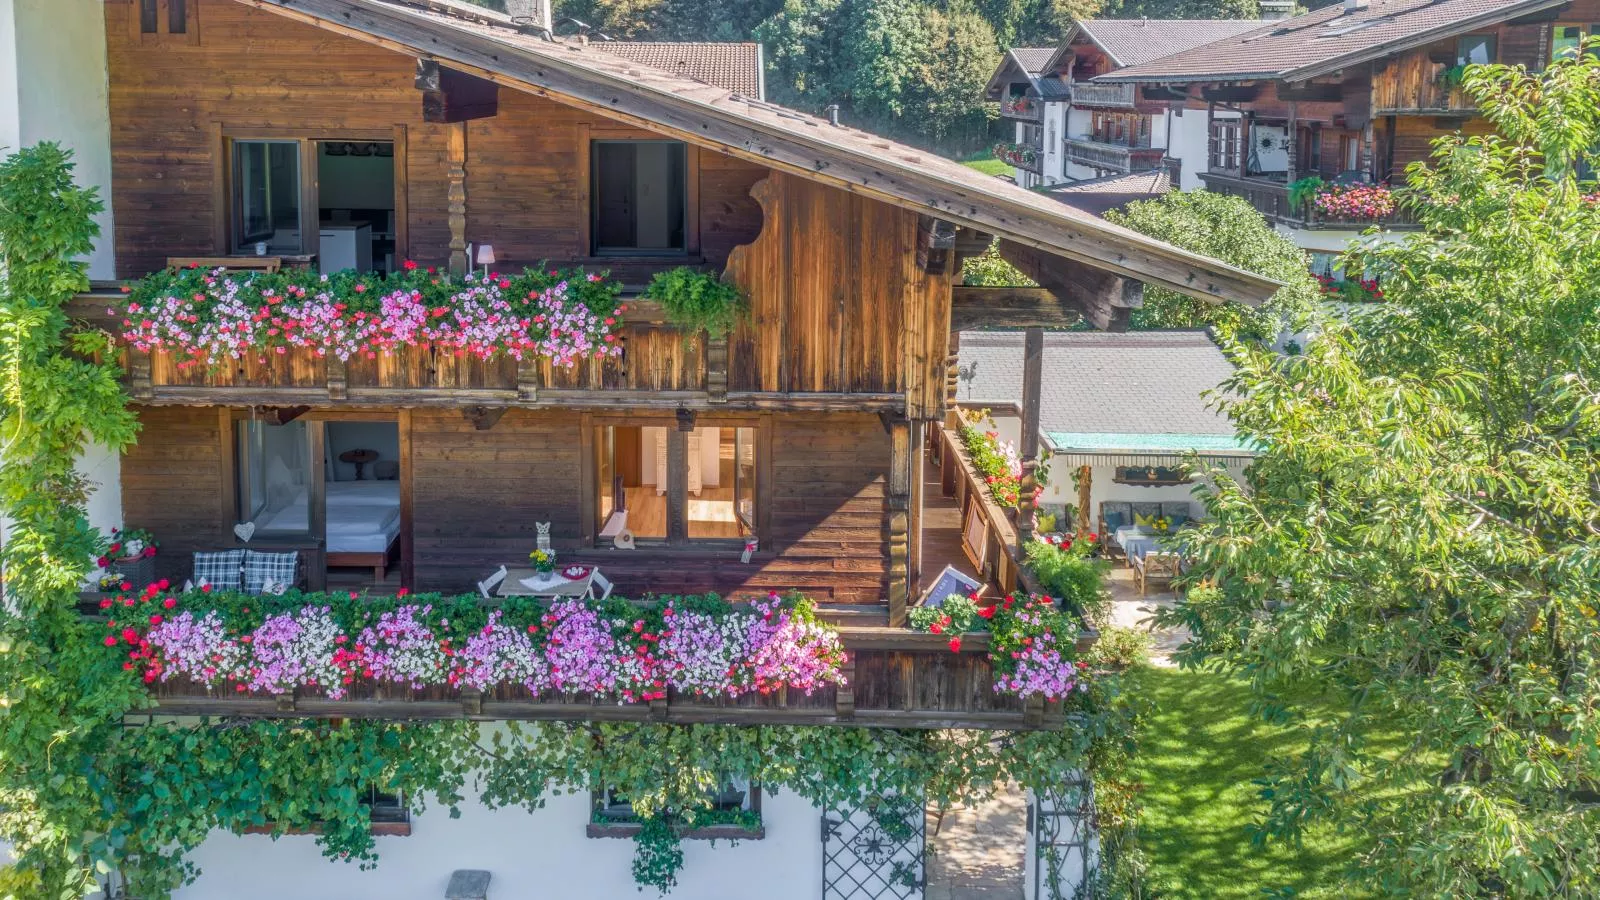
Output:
[1030, 779, 1096, 900]
[821, 794, 925, 900]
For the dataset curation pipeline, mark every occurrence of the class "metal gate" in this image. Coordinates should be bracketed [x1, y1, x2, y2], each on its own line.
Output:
[1030, 779, 1096, 900]
[821, 794, 925, 900]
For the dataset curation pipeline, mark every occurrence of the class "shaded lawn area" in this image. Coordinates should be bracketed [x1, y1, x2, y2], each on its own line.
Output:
[1131, 666, 1381, 899]
[961, 155, 1012, 178]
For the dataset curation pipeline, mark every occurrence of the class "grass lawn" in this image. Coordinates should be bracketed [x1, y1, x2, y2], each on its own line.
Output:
[1131, 666, 1375, 899]
[961, 155, 1012, 178]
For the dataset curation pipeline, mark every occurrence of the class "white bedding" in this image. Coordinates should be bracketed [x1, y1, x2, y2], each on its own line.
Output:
[256, 481, 401, 553]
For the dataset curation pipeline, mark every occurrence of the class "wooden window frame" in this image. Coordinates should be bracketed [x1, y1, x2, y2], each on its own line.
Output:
[242, 786, 412, 837]
[1455, 33, 1497, 67]
[217, 128, 410, 266]
[586, 415, 765, 551]
[132, 0, 199, 45]
[585, 784, 763, 840]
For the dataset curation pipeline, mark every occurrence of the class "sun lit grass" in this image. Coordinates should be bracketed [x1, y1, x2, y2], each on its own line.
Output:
[961, 155, 1013, 178]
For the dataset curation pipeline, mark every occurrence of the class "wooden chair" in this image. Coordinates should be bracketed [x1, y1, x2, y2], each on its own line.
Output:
[477, 565, 508, 600]
[1133, 551, 1181, 596]
[166, 256, 282, 273]
[589, 570, 614, 602]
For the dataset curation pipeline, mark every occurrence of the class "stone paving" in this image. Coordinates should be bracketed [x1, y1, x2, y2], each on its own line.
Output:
[1103, 566, 1187, 665]
[924, 785, 1028, 900]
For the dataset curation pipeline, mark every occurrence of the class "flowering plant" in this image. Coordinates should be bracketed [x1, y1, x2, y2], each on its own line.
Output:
[906, 589, 1088, 701]
[1314, 183, 1396, 221]
[117, 262, 626, 369]
[103, 585, 847, 704]
[1313, 272, 1384, 302]
[528, 548, 557, 573]
[991, 141, 1038, 168]
[98, 526, 158, 566]
[958, 419, 1026, 507]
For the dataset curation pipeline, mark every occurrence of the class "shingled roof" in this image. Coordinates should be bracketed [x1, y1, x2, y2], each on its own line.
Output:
[1064, 18, 1265, 69]
[1011, 47, 1058, 74]
[600, 42, 763, 98]
[236, 0, 1281, 306]
[1096, 0, 1565, 83]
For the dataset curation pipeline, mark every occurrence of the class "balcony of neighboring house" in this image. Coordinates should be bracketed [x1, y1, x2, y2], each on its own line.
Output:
[999, 86, 1042, 121]
[993, 139, 1042, 174]
[1371, 45, 1483, 115]
[1197, 171, 1418, 230]
[1063, 137, 1165, 175]
[1067, 81, 1136, 109]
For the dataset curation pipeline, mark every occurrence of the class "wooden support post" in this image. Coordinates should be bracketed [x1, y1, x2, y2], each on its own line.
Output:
[1076, 464, 1092, 540]
[1285, 101, 1299, 189]
[886, 419, 912, 627]
[835, 656, 856, 720]
[1017, 327, 1043, 554]
[325, 356, 348, 401]
[516, 355, 540, 402]
[944, 331, 961, 427]
[398, 408, 415, 590]
[460, 687, 483, 716]
[705, 336, 729, 403]
[666, 430, 687, 545]
[446, 121, 468, 276]
[128, 349, 154, 401]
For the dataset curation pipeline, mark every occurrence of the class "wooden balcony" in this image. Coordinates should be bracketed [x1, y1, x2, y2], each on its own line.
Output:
[1063, 138, 1165, 174]
[1069, 82, 1136, 109]
[1372, 48, 1476, 115]
[1000, 95, 1042, 121]
[1198, 172, 1418, 230]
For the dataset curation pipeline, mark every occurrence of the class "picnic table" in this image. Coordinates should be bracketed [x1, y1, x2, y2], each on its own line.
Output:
[497, 564, 599, 599]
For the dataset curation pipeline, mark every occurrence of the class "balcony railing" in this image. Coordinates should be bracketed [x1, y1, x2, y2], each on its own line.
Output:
[1198, 171, 1419, 229]
[992, 141, 1041, 173]
[1000, 95, 1041, 120]
[1372, 49, 1476, 114]
[1069, 82, 1135, 108]
[1063, 138, 1164, 174]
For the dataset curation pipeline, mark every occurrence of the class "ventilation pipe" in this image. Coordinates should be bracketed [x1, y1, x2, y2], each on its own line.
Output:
[506, 0, 553, 32]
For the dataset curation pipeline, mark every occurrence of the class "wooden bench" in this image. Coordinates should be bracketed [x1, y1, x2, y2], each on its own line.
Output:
[167, 256, 283, 273]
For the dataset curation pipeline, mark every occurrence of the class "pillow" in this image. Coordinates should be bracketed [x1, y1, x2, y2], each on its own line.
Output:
[192, 550, 245, 591]
[243, 550, 298, 595]
[1134, 512, 1159, 528]
[1102, 502, 1131, 531]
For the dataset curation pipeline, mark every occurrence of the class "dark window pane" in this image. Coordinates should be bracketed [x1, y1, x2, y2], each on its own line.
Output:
[591, 141, 686, 253]
[1456, 35, 1495, 66]
[233, 140, 301, 253]
[169, 0, 187, 34]
[139, 0, 158, 33]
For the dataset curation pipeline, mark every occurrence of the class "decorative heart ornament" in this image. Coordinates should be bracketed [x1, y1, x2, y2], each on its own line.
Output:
[233, 521, 256, 542]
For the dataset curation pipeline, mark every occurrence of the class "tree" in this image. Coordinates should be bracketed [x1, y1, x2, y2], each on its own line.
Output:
[1163, 50, 1600, 896]
[1098, 0, 1256, 18]
[1104, 190, 1318, 342]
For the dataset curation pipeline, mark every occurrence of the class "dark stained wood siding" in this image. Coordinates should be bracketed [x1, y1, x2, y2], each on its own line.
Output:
[120, 406, 229, 581]
[105, 0, 767, 279]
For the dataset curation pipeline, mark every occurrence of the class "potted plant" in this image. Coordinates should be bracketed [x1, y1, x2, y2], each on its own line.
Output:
[528, 547, 558, 584]
[97, 527, 158, 590]
[643, 266, 748, 344]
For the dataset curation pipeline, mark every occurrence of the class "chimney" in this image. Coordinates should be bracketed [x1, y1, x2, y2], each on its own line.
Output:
[506, 0, 553, 32]
[825, 104, 841, 127]
[1258, 0, 1294, 19]
[1343, 0, 1369, 11]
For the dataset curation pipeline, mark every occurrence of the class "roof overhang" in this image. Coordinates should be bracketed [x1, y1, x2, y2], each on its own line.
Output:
[235, 0, 1280, 306]
[984, 49, 1044, 98]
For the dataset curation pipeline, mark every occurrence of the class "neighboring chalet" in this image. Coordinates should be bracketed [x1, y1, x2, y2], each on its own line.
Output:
[1093, 0, 1589, 271]
[984, 46, 1067, 188]
[32, 0, 1275, 894]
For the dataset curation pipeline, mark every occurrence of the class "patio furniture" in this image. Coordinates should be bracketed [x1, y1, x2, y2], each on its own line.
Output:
[918, 564, 983, 608]
[1132, 551, 1181, 595]
[497, 564, 599, 599]
[191, 548, 302, 594]
[477, 565, 507, 599]
[1099, 502, 1133, 561]
[589, 570, 614, 602]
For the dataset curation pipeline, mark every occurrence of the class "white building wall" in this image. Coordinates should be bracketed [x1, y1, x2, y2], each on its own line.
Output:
[0, 0, 116, 280]
[1166, 109, 1214, 192]
[174, 787, 827, 900]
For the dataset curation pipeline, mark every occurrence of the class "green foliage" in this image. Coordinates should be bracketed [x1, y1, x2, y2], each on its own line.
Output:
[643, 266, 748, 340]
[1083, 625, 1150, 670]
[1100, 0, 1256, 17]
[959, 237, 1035, 287]
[957, 416, 1025, 506]
[1285, 174, 1325, 211]
[0, 143, 144, 899]
[1024, 539, 1109, 619]
[1162, 52, 1600, 896]
[631, 816, 685, 894]
[1104, 191, 1319, 343]
[908, 594, 983, 633]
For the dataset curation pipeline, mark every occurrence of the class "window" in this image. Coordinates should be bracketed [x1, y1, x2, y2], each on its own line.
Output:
[1456, 34, 1496, 66]
[591, 141, 687, 254]
[236, 418, 313, 537]
[233, 140, 302, 254]
[1553, 25, 1600, 58]
[595, 423, 758, 545]
[1339, 133, 1361, 173]
[588, 779, 762, 839]
[1210, 119, 1241, 172]
[136, 0, 194, 41]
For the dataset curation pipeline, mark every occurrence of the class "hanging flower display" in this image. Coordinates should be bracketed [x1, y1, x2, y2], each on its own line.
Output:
[1314, 183, 1397, 221]
[991, 141, 1039, 168]
[908, 592, 1088, 702]
[110, 585, 847, 704]
[115, 262, 626, 368]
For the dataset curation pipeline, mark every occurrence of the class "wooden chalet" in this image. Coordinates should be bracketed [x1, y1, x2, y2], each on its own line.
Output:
[78, 0, 1275, 728]
[1092, 0, 1591, 232]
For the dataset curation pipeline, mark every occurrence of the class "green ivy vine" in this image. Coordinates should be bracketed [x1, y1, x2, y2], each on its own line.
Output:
[642, 266, 749, 341]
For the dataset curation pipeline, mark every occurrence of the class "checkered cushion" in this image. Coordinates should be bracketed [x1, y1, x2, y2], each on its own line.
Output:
[192, 550, 245, 591]
[242, 550, 298, 595]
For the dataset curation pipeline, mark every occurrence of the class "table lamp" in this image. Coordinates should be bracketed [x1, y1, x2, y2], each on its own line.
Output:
[475, 243, 496, 275]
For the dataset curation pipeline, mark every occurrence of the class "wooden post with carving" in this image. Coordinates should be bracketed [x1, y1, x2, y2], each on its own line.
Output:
[1077, 464, 1092, 540]
[447, 121, 468, 276]
[1017, 327, 1043, 553]
[887, 419, 912, 627]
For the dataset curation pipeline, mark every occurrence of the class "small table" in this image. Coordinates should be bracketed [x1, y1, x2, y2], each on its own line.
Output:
[1114, 526, 1170, 564]
[339, 449, 379, 480]
[497, 565, 598, 599]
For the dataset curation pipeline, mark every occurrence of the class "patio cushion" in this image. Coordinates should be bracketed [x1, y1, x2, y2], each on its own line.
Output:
[1131, 501, 1162, 522]
[1161, 502, 1192, 528]
[1101, 502, 1131, 531]
[242, 550, 298, 595]
[192, 549, 245, 591]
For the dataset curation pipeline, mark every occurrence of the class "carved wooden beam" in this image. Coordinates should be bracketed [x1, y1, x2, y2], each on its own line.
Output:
[916, 215, 958, 274]
[446, 122, 468, 276]
[949, 286, 1082, 331]
[997, 240, 1143, 332]
[416, 59, 499, 123]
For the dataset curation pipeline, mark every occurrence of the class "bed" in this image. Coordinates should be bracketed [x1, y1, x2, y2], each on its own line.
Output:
[255, 481, 401, 579]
